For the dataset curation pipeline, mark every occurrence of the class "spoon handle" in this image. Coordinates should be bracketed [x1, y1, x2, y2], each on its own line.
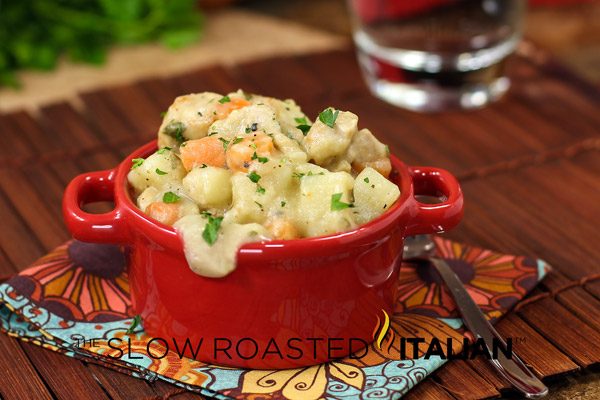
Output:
[430, 257, 548, 399]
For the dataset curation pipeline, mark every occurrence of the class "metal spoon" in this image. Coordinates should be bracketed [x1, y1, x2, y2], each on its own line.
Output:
[404, 234, 548, 399]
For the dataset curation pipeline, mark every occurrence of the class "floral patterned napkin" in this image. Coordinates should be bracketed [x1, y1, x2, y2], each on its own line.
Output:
[0, 238, 549, 399]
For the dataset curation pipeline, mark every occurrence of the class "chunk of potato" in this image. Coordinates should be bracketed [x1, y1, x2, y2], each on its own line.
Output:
[158, 92, 223, 147]
[346, 128, 388, 164]
[137, 187, 160, 212]
[208, 104, 282, 138]
[127, 151, 186, 193]
[183, 167, 232, 208]
[303, 110, 358, 165]
[228, 162, 294, 224]
[272, 132, 308, 163]
[249, 95, 309, 142]
[353, 167, 400, 225]
[296, 171, 356, 237]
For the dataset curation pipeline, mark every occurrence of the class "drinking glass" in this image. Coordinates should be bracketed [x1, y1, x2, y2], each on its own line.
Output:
[347, 0, 526, 112]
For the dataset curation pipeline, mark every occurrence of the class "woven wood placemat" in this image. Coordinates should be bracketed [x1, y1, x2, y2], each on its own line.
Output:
[0, 44, 599, 399]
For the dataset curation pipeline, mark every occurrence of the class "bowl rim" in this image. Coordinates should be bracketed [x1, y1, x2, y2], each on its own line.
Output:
[115, 140, 416, 259]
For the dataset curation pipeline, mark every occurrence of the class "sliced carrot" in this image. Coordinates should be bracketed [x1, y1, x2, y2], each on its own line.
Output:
[352, 158, 392, 178]
[180, 136, 227, 171]
[265, 216, 298, 240]
[226, 132, 274, 172]
[146, 202, 181, 226]
[216, 98, 251, 120]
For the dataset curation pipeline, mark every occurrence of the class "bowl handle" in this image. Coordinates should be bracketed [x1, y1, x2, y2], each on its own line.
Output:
[406, 166, 464, 236]
[62, 169, 129, 243]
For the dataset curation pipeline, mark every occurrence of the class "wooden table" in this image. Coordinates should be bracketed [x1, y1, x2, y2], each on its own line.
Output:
[0, 45, 599, 399]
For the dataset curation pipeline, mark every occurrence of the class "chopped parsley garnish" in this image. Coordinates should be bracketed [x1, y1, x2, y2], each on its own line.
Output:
[294, 117, 308, 125]
[218, 137, 230, 149]
[208, 131, 218, 136]
[200, 163, 208, 168]
[256, 185, 266, 194]
[155, 168, 167, 175]
[251, 152, 268, 163]
[364, 177, 370, 183]
[197, 111, 203, 116]
[164, 121, 186, 143]
[331, 193, 353, 211]
[247, 171, 261, 183]
[232, 137, 244, 145]
[218, 95, 231, 104]
[131, 158, 144, 169]
[245, 126, 252, 134]
[202, 215, 223, 246]
[157, 146, 172, 154]
[162, 191, 180, 203]
[160, 111, 166, 118]
[126, 315, 142, 334]
[200, 210, 212, 217]
[280, 200, 286, 207]
[296, 124, 311, 135]
[292, 171, 324, 178]
[385, 145, 390, 156]
[318, 108, 340, 128]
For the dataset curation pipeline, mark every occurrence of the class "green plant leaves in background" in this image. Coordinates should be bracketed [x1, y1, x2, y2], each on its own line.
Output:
[0, 0, 204, 88]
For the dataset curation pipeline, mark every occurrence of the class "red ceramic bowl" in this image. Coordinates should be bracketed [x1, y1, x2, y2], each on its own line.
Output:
[63, 140, 463, 369]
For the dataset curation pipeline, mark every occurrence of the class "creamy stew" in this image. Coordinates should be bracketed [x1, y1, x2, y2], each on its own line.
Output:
[128, 91, 400, 277]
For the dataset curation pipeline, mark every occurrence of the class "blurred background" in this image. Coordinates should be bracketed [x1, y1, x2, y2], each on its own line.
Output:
[1, 0, 599, 112]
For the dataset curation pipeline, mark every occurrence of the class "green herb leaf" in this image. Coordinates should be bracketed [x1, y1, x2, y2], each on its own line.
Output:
[364, 177, 370, 183]
[164, 121, 186, 143]
[202, 216, 224, 246]
[247, 171, 261, 183]
[162, 191, 180, 203]
[294, 117, 308, 125]
[280, 200, 286, 207]
[384, 145, 390, 156]
[292, 172, 305, 179]
[232, 137, 243, 145]
[218, 95, 231, 104]
[251, 152, 268, 163]
[296, 124, 311, 135]
[218, 137, 230, 149]
[157, 147, 172, 154]
[160, 111, 167, 118]
[131, 158, 144, 169]
[331, 193, 353, 211]
[318, 108, 340, 128]
[126, 315, 142, 334]
[155, 168, 167, 175]
[256, 185, 266, 194]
